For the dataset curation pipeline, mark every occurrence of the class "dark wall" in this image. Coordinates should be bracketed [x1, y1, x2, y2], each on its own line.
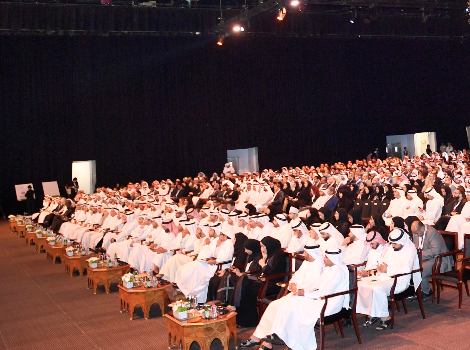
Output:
[1, 35, 470, 214]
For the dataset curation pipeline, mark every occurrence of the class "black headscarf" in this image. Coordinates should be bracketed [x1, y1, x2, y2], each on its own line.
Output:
[260, 236, 282, 260]
[245, 204, 257, 215]
[404, 216, 420, 236]
[349, 209, 362, 225]
[233, 233, 248, 266]
[384, 184, 395, 200]
[392, 217, 405, 230]
[319, 206, 332, 222]
[441, 185, 453, 206]
[243, 239, 261, 263]
[375, 186, 384, 200]
[304, 208, 322, 227]
[335, 208, 348, 224]
[371, 214, 386, 228]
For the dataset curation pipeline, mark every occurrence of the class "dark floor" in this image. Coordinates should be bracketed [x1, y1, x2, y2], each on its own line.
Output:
[0, 221, 469, 350]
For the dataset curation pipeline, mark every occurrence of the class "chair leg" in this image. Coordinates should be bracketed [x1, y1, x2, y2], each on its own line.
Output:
[432, 277, 436, 303]
[333, 322, 339, 335]
[319, 324, 325, 350]
[417, 286, 426, 320]
[458, 283, 463, 310]
[390, 300, 395, 330]
[465, 281, 470, 297]
[351, 313, 362, 344]
[437, 281, 441, 304]
[337, 321, 345, 338]
[395, 300, 401, 312]
[402, 299, 408, 314]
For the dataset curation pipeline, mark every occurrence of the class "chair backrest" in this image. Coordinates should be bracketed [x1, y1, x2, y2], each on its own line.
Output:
[464, 234, 470, 259]
[438, 230, 458, 254]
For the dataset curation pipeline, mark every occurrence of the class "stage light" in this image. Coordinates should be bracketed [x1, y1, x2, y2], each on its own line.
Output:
[290, 0, 299, 6]
[217, 35, 225, 45]
[233, 25, 245, 32]
[277, 7, 287, 21]
[350, 9, 357, 23]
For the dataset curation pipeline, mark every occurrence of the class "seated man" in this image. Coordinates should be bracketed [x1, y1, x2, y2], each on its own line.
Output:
[175, 223, 234, 303]
[360, 230, 388, 272]
[411, 220, 452, 300]
[239, 243, 324, 349]
[342, 224, 370, 266]
[445, 189, 470, 249]
[241, 249, 349, 350]
[357, 228, 421, 331]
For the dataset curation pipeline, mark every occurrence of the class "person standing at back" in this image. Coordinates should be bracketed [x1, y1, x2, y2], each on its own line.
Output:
[25, 185, 35, 215]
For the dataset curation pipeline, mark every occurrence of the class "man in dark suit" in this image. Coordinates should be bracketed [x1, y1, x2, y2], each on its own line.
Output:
[267, 182, 285, 219]
[411, 220, 452, 300]
[434, 186, 467, 230]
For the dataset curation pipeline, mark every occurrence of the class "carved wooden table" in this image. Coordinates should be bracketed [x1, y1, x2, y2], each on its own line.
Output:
[44, 242, 65, 264]
[86, 264, 130, 294]
[25, 231, 36, 246]
[118, 284, 169, 320]
[16, 225, 26, 238]
[35, 236, 47, 253]
[63, 252, 99, 276]
[165, 311, 238, 350]
[9, 220, 17, 233]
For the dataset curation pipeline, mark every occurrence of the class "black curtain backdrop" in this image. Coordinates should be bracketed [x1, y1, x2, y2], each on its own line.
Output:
[2, 35, 470, 214]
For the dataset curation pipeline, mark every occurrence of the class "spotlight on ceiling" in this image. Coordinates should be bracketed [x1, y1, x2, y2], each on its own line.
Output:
[290, 0, 300, 6]
[233, 25, 245, 32]
[217, 35, 225, 46]
[277, 7, 287, 20]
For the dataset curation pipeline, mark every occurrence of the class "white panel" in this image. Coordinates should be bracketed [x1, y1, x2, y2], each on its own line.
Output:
[42, 181, 60, 197]
[72, 160, 96, 194]
[15, 183, 34, 201]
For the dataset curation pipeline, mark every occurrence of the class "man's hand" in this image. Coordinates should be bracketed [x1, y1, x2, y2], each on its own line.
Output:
[289, 283, 297, 294]
[206, 259, 216, 265]
[110, 238, 116, 243]
[259, 258, 266, 268]
[377, 263, 387, 273]
[296, 289, 305, 296]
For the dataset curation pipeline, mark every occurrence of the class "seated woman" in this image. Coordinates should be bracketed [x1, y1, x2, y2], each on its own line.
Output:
[333, 208, 350, 237]
[228, 236, 287, 327]
[366, 214, 389, 241]
[207, 232, 249, 302]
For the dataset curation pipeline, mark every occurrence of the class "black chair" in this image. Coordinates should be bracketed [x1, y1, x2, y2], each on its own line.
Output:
[434, 233, 470, 309]
[431, 230, 459, 303]
[389, 249, 425, 329]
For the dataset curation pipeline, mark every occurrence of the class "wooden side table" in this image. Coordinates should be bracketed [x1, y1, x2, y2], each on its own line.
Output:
[35, 236, 47, 253]
[118, 284, 169, 320]
[10, 221, 18, 233]
[63, 253, 99, 277]
[44, 243, 65, 264]
[86, 264, 130, 294]
[25, 231, 36, 246]
[17, 225, 26, 238]
[165, 311, 238, 350]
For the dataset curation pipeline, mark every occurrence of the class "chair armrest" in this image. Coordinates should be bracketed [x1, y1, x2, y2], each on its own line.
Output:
[244, 269, 262, 276]
[348, 262, 367, 270]
[389, 268, 421, 279]
[320, 287, 357, 300]
[216, 260, 233, 266]
[433, 249, 462, 259]
[258, 271, 294, 282]
[458, 256, 470, 262]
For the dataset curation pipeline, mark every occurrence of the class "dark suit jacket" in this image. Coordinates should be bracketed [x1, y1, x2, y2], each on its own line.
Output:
[271, 190, 285, 210]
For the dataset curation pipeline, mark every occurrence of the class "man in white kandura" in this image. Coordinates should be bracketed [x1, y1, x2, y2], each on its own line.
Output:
[241, 249, 349, 350]
[175, 223, 234, 303]
[239, 243, 324, 349]
[357, 228, 421, 331]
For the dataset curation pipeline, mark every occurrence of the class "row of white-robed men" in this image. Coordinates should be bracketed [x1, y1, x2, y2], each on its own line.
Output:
[56, 200, 422, 350]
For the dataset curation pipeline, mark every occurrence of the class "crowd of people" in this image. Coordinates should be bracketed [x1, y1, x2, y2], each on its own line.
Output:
[30, 147, 470, 350]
